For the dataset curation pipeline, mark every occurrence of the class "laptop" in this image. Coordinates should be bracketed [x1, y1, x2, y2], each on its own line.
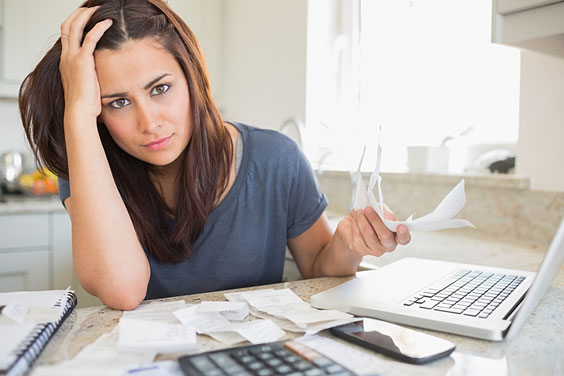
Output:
[311, 215, 564, 341]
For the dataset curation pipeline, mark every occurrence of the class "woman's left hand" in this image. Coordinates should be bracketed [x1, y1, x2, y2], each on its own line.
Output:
[335, 206, 411, 257]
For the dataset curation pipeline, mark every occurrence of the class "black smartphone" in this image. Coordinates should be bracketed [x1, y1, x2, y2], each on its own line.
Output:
[330, 318, 456, 364]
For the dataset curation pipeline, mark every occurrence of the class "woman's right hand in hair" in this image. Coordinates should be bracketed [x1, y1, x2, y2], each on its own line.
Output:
[59, 7, 150, 310]
[59, 6, 112, 119]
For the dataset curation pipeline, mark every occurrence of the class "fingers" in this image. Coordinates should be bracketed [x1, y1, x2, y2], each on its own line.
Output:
[82, 19, 113, 55]
[351, 212, 372, 255]
[363, 207, 397, 252]
[60, 6, 100, 52]
[354, 210, 385, 256]
[396, 224, 411, 245]
[343, 206, 412, 259]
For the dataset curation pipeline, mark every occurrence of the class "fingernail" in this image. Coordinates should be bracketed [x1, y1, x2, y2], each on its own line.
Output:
[364, 207, 374, 215]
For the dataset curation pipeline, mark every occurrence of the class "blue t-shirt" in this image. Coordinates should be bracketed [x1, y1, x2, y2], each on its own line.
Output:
[58, 122, 328, 300]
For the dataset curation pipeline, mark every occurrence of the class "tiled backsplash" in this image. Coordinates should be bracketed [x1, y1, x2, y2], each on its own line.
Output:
[317, 171, 564, 244]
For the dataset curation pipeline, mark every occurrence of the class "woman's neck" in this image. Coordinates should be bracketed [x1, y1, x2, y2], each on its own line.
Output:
[150, 155, 183, 212]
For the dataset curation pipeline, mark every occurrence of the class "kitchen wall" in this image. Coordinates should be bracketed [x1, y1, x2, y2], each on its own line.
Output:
[168, 0, 223, 109]
[219, 0, 307, 130]
[0, 98, 25, 153]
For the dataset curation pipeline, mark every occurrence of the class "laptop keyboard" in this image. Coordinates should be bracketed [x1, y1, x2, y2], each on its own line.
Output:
[178, 340, 356, 376]
[404, 269, 525, 318]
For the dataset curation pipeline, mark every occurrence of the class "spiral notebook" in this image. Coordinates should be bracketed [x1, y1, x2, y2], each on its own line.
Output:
[0, 289, 77, 376]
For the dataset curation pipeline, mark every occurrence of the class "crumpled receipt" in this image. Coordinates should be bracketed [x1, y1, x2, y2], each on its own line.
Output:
[352, 144, 475, 232]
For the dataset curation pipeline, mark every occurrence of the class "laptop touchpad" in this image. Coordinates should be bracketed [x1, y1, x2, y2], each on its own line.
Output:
[358, 258, 457, 304]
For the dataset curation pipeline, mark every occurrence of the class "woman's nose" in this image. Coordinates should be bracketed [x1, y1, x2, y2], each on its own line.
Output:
[137, 103, 162, 134]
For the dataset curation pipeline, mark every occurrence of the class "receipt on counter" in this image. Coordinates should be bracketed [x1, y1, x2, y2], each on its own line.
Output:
[227, 319, 286, 344]
[353, 144, 475, 232]
[122, 300, 187, 323]
[173, 305, 230, 334]
[232, 288, 357, 335]
[197, 301, 249, 321]
[118, 318, 196, 352]
[172, 304, 284, 345]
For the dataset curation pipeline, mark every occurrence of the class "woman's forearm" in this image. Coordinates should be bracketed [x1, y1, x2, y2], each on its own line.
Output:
[64, 112, 149, 310]
[311, 231, 363, 278]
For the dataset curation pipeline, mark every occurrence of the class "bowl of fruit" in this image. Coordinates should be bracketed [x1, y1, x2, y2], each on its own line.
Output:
[18, 168, 58, 196]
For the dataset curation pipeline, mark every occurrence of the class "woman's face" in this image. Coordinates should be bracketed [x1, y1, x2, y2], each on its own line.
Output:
[96, 38, 191, 168]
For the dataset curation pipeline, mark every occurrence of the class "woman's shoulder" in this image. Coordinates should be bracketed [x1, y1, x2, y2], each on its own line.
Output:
[231, 122, 299, 155]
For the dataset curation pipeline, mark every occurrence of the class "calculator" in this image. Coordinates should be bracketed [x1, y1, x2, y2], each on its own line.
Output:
[178, 340, 356, 376]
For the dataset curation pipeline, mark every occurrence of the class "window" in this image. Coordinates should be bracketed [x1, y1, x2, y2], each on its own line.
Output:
[306, 0, 520, 173]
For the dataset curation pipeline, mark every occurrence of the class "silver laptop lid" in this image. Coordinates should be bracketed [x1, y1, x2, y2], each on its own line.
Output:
[506, 215, 564, 340]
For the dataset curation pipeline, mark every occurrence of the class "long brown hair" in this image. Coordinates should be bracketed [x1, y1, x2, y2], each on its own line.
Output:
[19, 0, 233, 263]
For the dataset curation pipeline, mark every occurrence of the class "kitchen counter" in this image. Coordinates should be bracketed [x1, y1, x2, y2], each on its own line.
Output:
[0, 194, 65, 214]
[31, 230, 564, 375]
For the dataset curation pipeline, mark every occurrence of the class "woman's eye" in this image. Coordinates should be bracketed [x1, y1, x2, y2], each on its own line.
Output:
[110, 98, 130, 109]
[151, 84, 170, 96]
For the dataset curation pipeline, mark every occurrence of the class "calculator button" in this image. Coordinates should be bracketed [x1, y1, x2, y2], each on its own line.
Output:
[189, 355, 219, 373]
[256, 369, 273, 376]
[231, 372, 253, 376]
[233, 349, 249, 357]
[304, 369, 325, 376]
[210, 353, 232, 365]
[275, 349, 293, 357]
[294, 361, 313, 371]
[251, 345, 273, 354]
[222, 364, 245, 374]
[326, 364, 345, 373]
[266, 358, 283, 367]
[248, 361, 263, 371]
[238, 355, 255, 364]
[275, 364, 294, 374]
[257, 352, 273, 360]
[284, 354, 300, 363]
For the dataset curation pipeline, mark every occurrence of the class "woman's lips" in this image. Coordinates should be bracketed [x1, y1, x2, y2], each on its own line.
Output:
[144, 136, 172, 150]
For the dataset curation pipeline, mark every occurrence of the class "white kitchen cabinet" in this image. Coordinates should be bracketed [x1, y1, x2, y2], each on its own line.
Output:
[492, 0, 564, 57]
[497, 0, 561, 14]
[0, 214, 49, 249]
[0, 214, 50, 291]
[0, 212, 73, 292]
[0, 0, 82, 96]
[0, 250, 50, 292]
[51, 212, 73, 290]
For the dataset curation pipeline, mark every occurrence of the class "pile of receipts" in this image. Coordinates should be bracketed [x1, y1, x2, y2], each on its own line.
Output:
[31, 288, 358, 376]
[122, 287, 357, 349]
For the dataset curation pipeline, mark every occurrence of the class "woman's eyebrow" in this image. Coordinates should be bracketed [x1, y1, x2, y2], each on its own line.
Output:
[101, 73, 171, 99]
[144, 73, 170, 90]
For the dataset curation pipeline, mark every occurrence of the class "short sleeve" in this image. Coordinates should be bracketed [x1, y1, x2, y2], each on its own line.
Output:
[58, 177, 70, 208]
[286, 145, 329, 238]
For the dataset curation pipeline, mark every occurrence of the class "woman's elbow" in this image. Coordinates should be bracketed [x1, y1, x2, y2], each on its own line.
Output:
[80, 276, 148, 310]
[96, 286, 146, 310]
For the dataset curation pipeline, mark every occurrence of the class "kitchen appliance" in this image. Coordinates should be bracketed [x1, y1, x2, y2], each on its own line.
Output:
[0, 151, 24, 192]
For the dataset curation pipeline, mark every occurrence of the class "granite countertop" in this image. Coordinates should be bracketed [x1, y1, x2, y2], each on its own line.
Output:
[0, 194, 65, 214]
[32, 230, 564, 375]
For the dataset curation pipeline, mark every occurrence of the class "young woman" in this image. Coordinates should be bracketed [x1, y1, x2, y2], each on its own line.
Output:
[19, 0, 411, 310]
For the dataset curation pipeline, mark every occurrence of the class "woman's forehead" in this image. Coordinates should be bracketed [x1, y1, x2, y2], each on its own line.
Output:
[94, 39, 181, 79]
[95, 38, 183, 89]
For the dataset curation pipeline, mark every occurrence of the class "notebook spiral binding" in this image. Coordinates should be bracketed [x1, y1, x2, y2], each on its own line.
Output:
[6, 291, 78, 376]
